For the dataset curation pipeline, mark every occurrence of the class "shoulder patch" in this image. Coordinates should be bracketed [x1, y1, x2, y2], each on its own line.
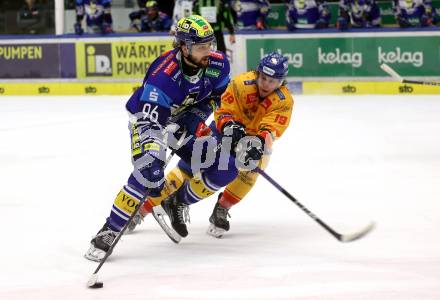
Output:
[205, 68, 221, 78]
[140, 84, 172, 108]
[275, 88, 286, 100]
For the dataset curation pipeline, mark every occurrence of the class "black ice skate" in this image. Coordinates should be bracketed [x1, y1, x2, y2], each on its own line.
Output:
[207, 198, 231, 238]
[152, 186, 189, 242]
[161, 191, 190, 237]
[84, 223, 118, 262]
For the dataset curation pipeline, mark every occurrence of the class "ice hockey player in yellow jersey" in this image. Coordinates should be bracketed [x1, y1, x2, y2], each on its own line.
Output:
[207, 51, 294, 237]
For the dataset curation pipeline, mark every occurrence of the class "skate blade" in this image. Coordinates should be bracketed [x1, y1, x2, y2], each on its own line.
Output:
[207, 223, 226, 238]
[84, 244, 106, 262]
[152, 206, 182, 244]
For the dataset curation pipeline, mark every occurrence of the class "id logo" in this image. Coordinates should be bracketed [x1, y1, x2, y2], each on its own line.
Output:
[85, 44, 112, 76]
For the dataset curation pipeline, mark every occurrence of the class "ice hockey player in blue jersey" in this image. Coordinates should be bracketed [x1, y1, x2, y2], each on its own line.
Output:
[232, 0, 270, 29]
[393, 0, 438, 27]
[84, 15, 233, 262]
[287, 0, 331, 30]
[75, 0, 113, 34]
[337, 0, 381, 30]
[129, 0, 172, 32]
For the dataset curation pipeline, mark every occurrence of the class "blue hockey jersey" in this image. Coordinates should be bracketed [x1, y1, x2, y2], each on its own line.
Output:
[338, 0, 381, 27]
[287, 0, 331, 29]
[232, 0, 270, 29]
[76, 0, 112, 28]
[140, 12, 172, 31]
[126, 48, 230, 138]
[393, 0, 437, 27]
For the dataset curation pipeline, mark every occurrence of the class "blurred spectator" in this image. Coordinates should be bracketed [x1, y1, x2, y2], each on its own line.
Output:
[286, 0, 331, 30]
[170, 0, 195, 34]
[129, 0, 147, 30]
[337, 0, 381, 30]
[75, 0, 114, 34]
[157, 0, 174, 17]
[192, 0, 236, 53]
[17, 0, 45, 34]
[129, 0, 171, 32]
[232, 0, 270, 29]
[393, 0, 438, 27]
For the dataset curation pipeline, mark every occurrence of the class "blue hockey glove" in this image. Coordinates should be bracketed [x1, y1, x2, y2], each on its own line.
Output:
[141, 157, 165, 197]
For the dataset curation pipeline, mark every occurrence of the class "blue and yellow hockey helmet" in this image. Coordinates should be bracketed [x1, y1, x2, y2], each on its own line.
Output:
[145, 0, 158, 9]
[257, 52, 289, 80]
[175, 15, 215, 46]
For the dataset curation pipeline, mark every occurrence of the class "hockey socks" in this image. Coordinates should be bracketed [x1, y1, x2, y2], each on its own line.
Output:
[181, 172, 221, 204]
[107, 185, 144, 231]
[218, 189, 241, 209]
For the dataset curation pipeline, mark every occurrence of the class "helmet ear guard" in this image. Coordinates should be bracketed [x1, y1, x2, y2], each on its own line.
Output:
[257, 52, 289, 80]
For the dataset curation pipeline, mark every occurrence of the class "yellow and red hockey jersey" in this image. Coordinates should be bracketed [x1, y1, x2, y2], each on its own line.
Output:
[215, 71, 294, 143]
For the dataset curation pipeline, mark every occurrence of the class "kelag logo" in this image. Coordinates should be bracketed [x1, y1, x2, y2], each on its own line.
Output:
[85, 44, 112, 76]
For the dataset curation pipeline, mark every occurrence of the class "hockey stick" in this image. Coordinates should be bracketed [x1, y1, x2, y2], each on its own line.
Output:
[380, 63, 440, 86]
[87, 129, 187, 289]
[255, 167, 375, 242]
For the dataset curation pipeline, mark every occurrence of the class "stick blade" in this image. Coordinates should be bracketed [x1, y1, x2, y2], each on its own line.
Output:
[380, 64, 403, 82]
[87, 273, 103, 288]
[339, 222, 376, 243]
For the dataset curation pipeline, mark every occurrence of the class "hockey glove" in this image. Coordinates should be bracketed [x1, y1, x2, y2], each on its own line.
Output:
[222, 121, 246, 151]
[131, 122, 166, 197]
[141, 156, 165, 197]
[172, 108, 212, 138]
[132, 142, 165, 197]
[235, 135, 265, 167]
[244, 135, 265, 162]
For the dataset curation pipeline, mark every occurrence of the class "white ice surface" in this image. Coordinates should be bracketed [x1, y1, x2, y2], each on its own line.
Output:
[0, 95, 439, 299]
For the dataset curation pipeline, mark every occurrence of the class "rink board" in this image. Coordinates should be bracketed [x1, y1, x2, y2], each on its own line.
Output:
[1, 30, 440, 95]
[0, 81, 438, 95]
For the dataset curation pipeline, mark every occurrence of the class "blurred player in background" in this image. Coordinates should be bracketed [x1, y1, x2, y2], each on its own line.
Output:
[286, 0, 331, 30]
[170, 0, 195, 34]
[393, 0, 438, 27]
[337, 0, 381, 30]
[75, 0, 113, 34]
[232, 0, 270, 29]
[129, 0, 172, 32]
